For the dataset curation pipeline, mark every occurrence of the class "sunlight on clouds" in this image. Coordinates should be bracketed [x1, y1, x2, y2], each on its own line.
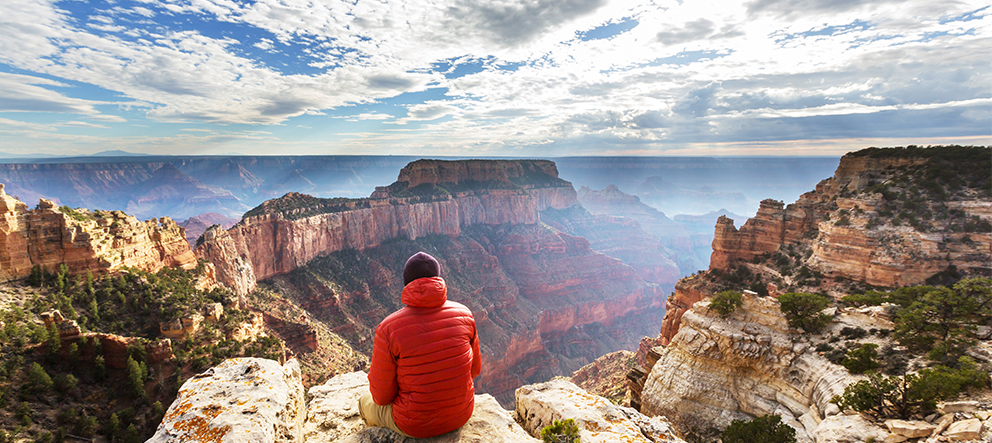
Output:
[0, 0, 987, 154]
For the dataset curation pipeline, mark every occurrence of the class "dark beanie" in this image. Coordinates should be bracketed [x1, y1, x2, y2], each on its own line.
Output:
[403, 252, 440, 286]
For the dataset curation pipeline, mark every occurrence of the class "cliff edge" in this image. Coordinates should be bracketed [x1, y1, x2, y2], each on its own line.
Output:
[0, 184, 196, 280]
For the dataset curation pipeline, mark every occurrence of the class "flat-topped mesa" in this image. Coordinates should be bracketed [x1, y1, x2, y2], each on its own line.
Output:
[197, 159, 580, 295]
[0, 184, 197, 281]
[395, 159, 566, 189]
[709, 146, 992, 287]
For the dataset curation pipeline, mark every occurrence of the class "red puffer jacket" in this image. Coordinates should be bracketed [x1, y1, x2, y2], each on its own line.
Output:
[368, 276, 482, 438]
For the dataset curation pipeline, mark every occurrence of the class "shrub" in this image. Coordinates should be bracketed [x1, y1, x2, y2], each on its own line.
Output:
[831, 357, 989, 418]
[710, 291, 743, 317]
[842, 344, 880, 374]
[778, 293, 832, 334]
[26, 362, 53, 394]
[541, 418, 581, 443]
[719, 414, 797, 443]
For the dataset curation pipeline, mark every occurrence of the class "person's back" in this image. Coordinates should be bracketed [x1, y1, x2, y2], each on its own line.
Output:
[360, 252, 482, 438]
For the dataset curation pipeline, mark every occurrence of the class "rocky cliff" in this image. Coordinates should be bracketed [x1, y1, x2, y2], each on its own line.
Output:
[196, 160, 577, 296]
[0, 184, 197, 280]
[640, 294, 862, 442]
[710, 147, 991, 288]
[151, 357, 686, 443]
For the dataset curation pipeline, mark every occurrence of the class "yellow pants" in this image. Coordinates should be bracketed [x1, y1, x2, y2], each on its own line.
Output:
[358, 389, 412, 438]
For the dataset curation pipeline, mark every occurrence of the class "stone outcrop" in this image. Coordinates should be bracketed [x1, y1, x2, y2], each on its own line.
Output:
[154, 359, 684, 443]
[196, 160, 578, 296]
[709, 150, 992, 288]
[305, 371, 539, 443]
[148, 358, 305, 443]
[639, 294, 866, 442]
[570, 350, 637, 406]
[0, 184, 196, 281]
[515, 378, 685, 443]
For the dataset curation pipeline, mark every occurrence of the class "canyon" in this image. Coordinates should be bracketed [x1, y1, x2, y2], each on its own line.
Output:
[195, 159, 669, 406]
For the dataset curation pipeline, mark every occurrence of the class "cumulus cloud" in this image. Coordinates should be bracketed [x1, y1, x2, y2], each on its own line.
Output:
[0, 0, 988, 154]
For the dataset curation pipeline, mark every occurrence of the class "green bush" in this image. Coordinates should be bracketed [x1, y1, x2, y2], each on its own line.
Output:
[719, 415, 796, 443]
[541, 418, 581, 443]
[841, 344, 880, 374]
[777, 293, 832, 333]
[831, 357, 989, 418]
[709, 291, 743, 317]
[26, 362, 53, 394]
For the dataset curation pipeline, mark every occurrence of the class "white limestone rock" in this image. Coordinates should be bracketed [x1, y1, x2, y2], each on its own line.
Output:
[306, 371, 539, 443]
[640, 295, 852, 432]
[147, 358, 305, 443]
[943, 418, 983, 441]
[885, 419, 936, 438]
[516, 378, 685, 443]
[813, 414, 886, 443]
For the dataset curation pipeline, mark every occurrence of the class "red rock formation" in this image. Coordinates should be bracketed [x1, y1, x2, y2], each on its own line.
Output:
[0, 184, 196, 280]
[709, 151, 990, 287]
[263, 313, 319, 354]
[197, 160, 579, 295]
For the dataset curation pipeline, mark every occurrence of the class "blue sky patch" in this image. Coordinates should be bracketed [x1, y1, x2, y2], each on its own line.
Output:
[577, 17, 639, 41]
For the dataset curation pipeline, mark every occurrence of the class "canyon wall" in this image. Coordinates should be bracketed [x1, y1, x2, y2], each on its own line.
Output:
[0, 184, 196, 280]
[639, 294, 875, 442]
[709, 151, 991, 288]
[196, 160, 578, 296]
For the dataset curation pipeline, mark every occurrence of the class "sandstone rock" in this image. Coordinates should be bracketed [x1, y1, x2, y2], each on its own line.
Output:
[0, 186, 196, 281]
[516, 378, 685, 443]
[148, 358, 305, 443]
[943, 418, 982, 441]
[708, 153, 991, 288]
[885, 419, 936, 438]
[813, 414, 886, 443]
[932, 414, 955, 438]
[197, 160, 579, 296]
[306, 372, 539, 443]
[939, 401, 979, 414]
[640, 293, 850, 434]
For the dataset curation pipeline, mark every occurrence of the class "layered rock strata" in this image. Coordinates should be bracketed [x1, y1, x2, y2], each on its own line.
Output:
[710, 150, 992, 288]
[639, 294, 881, 442]
[0, 184, 196, 280]
[196, 160, 578, 295]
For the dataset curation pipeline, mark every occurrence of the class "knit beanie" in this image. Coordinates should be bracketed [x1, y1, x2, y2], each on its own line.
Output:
[403, 252, 440, 286]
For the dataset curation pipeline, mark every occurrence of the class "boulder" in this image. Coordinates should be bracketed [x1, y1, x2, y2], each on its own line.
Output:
[812, 414, 885, 443]
[931, 413, 955, 438]
[516, 378, 685, 443]
[943, 418, 983, 441]
[305, 371, 539, 443]
[884, 419, 935, 438]
[148, 358, 305, 443]
[939, 401, 979, 414]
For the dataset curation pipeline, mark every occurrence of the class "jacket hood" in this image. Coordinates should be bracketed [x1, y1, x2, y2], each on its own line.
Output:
[400, 276, 447, 308]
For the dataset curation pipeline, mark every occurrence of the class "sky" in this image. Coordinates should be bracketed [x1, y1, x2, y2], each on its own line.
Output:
[0, 0, 989, 157]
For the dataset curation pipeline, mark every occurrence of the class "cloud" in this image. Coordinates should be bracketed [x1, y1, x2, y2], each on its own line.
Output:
[443, 0, 608, 47]
[656, 19, 716, 45]
[0, 73, 129, 121]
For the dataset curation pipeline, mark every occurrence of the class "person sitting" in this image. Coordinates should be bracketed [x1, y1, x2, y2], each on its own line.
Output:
[359, 251, 482, 438]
